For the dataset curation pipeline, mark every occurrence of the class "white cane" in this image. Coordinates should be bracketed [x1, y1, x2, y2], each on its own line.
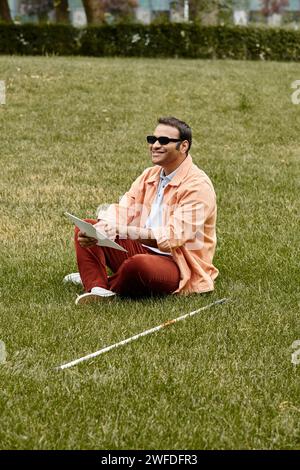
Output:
[56, 297, 230, 371]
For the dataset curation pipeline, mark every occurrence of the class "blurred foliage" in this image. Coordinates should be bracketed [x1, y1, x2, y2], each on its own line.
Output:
[1, 22, 300, 61]
[260, 0, 289, 16]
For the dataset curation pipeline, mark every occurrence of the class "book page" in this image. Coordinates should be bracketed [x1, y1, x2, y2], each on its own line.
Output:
[65, 212, 128, 252]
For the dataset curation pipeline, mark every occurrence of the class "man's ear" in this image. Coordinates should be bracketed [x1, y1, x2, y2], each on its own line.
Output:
[179, 140, 189, 154]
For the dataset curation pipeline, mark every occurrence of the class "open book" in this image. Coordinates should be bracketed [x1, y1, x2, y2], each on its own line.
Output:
[65, 212, 127, 253]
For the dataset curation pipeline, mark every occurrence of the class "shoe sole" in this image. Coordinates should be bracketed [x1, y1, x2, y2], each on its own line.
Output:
[75, 293, 116, 305]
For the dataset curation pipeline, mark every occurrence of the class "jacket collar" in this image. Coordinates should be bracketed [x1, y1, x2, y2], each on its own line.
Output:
[146, 154, 193, 187]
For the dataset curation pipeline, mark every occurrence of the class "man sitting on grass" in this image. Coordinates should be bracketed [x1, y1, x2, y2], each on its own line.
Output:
[64, 116, 219, 304]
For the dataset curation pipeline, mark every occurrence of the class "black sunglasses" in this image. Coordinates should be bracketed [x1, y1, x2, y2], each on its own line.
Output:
[146, 135, 182, 145]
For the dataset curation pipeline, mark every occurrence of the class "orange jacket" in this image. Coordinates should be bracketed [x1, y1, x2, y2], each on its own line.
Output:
[100, 155, 219, 294]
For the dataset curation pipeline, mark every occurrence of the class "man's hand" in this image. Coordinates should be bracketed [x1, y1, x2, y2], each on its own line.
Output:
[78, 222, 158, 248]
[78, 231, 98, 248]
[94, 220, 117, 241]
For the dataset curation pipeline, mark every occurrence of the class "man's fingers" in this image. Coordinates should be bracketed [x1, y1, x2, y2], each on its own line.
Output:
[78, 231, 88, 238]
[78, 231, 97, 247]
[78, 231, 96, 240]
[79, 239, 97, 248]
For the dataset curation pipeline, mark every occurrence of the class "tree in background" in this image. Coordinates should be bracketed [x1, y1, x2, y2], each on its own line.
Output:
[20, 0, 54, 22]
[82, 0, 137, 24]
[0, 0, 137, 25]
[0, 0, 13, 22]
[261, 0, 289, 23]
[232, 0, 250, 9]
[54, 0, 70, 23]
[103, 0, 137, 23]
[82, 0, 105, 24]
[189, 0, 233, 25]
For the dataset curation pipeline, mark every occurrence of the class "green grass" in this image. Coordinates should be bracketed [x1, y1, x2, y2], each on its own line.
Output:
[0, 56, 300, 450]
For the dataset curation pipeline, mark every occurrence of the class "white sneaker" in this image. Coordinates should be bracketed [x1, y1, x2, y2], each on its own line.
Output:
[63, 272, 83, 286]
[75, 287, 116, 305]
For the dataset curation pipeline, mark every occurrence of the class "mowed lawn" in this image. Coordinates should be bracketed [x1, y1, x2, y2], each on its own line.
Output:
[0, 55, 299, 450]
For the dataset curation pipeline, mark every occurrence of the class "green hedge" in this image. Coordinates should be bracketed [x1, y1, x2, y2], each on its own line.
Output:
[0, 23, 78, 55]
[1, 22, 300, 60]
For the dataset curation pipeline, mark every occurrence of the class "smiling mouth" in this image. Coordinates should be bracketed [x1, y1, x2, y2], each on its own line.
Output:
[152, 152, 165, 157]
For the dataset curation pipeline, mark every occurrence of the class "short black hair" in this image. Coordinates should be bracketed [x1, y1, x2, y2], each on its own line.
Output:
[158, 116, 192, 152]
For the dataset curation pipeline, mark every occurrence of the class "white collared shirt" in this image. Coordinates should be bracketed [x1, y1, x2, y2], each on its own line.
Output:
[143, 167, 178, 256]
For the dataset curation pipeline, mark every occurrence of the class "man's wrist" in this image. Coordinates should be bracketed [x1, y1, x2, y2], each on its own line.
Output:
[122, 226, 153, 241]
[137, 227, 153, 240]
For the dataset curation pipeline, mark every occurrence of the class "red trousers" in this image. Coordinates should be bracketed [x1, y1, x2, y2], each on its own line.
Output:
[74, 220, 180, 298]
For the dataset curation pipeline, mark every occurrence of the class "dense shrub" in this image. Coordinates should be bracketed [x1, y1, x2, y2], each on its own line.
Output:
[1, 22, 300, 60]
[0, 23, 79, 55]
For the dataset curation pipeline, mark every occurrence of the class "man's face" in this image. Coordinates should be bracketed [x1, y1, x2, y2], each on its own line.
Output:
[149, 124, 185, 169]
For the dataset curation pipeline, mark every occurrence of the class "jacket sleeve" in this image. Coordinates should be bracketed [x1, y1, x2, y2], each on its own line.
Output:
[97, 172, 146, 227]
